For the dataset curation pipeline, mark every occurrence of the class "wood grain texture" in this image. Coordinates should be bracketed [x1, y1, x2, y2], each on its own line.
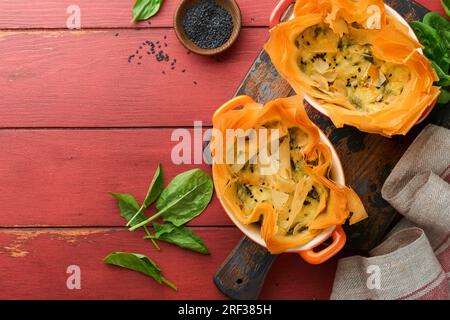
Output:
[0, 129, 234, 227]
[0, 28, 266, 128]
[0, 0, 277, 29]
[0, 227, 336, 299]
[214, 237, 277, 300]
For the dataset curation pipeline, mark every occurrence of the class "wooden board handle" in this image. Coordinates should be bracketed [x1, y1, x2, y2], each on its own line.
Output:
[213, 236, 277, 300]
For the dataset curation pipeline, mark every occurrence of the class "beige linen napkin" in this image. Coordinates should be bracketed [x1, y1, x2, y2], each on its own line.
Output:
[331, 124, 450, 300]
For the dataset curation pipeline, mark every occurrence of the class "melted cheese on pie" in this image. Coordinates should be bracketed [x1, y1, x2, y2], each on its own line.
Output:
[233, 123, 329, 236]
[297, 24, 411, 113]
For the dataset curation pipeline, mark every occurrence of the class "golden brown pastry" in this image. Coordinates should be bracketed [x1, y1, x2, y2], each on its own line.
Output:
[264, 0, 440, 137]
[212, 95, 367, 253]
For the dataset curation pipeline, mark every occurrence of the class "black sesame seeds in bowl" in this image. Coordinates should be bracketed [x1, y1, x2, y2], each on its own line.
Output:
[174, 0, 242, 56]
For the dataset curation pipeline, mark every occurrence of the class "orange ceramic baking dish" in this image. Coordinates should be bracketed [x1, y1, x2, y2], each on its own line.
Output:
[265, 0, 439, 137]
[211, 95, 367, 264]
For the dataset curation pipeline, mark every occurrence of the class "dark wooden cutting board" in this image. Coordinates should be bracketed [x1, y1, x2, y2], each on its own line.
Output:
[214, 0, 450, 300]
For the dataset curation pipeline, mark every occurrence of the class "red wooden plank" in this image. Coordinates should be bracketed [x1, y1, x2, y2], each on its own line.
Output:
[0, 28, 266, 128]
[415, 0, 446, 15]
[0, 0, 276, 29]
[0, 129, 232, 227]
[0, 227, 335, 299]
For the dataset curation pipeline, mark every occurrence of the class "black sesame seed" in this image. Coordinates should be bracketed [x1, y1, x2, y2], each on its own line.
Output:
[182, 0, 233, 49]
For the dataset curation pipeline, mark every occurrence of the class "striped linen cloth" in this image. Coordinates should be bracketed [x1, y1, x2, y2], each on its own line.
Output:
[331, 124, 450, 300]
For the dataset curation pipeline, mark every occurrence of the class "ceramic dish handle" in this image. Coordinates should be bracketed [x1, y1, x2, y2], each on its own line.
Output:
[212, 95, 254, 124]
[269, 0, 295, 29]
[299, 226, 346, 265]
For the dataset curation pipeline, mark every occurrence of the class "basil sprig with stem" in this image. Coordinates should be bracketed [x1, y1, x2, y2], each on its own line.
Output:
[104, 252, 177, 290]
[129, 169, 213, 231]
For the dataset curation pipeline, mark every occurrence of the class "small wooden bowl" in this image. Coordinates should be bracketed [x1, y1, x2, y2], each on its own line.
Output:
[173, 0, 242, 56]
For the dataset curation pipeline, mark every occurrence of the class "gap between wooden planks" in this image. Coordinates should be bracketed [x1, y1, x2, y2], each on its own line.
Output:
[0, 28, 267, 128]
[0, 227, 337, 299]
[0, 0, 277, 29]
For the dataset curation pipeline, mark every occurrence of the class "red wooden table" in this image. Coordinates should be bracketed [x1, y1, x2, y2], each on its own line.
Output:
[0, 0, 443, 299]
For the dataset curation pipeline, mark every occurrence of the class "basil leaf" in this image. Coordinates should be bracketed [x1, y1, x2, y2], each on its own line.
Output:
[438, 88, 450, 104]
[147, 222, 210, 254]
[109, 193, 146, 226]
[132, 0, 163, 22]
[104, 252, 176, 290]
[127, 164, 163, 226]
[442, 0, 450, 18]
[155, 169, 213, 226]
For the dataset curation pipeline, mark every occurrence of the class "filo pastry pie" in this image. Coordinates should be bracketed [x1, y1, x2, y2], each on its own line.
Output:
[264, 0, 440, 137]
[212, 95, 367, 253]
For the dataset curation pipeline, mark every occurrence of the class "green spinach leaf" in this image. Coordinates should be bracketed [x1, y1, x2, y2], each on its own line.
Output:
[155, 169, 213, 226]
[127, 164, 163, 226]
[146, 222, 209, 254]
[104, 252, 176, 290]
[129, 169, 213, 231]
[423, 12, 450, 49]
[132, 0, 164, 22]
[110, 193, 144, 225]
[438, 88, 450, 104]
[423, 12, 450, 32]
[432, 61, 450, 86]
[110, 192, 160, 250]
[410, 21, 448, 70]
[442, 0, 450, 18]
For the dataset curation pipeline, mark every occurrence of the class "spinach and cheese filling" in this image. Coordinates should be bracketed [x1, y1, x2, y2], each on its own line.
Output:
[232, 123, 329, 238]
[296, 24, 411, 113]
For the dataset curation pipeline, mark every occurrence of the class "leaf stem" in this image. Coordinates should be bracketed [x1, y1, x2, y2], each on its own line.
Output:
[143, 225, 160, 250]
[126, 205, 145, 226]
[129, 210, 165, 231]
[162, 278, 178, 291]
